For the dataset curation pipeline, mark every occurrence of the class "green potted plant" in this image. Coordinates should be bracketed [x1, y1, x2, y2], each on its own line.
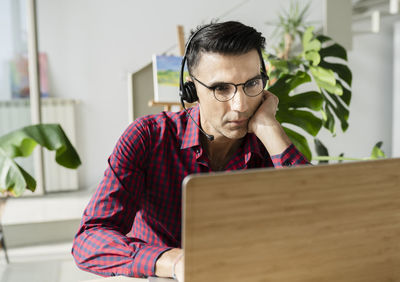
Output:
[0, 124, 81, 197]
[264, 1, 352, 162]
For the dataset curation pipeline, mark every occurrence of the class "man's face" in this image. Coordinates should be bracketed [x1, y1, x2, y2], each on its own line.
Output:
[192, 49, 264, 140]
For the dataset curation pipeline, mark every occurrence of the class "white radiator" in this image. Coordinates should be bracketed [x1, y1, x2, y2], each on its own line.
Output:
[0, 98, 79, 193]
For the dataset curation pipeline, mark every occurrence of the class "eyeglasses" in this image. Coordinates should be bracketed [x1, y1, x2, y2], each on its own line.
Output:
[191, 74, 269, 102]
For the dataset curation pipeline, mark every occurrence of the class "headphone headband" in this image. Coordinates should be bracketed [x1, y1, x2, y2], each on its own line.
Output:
[179, 25, 211, 97]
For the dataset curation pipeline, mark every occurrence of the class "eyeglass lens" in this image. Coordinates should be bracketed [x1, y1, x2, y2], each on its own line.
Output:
[214, 77, 264, 101]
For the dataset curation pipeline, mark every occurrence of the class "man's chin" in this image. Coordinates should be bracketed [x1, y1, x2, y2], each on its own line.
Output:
[222, 127, 248, 140]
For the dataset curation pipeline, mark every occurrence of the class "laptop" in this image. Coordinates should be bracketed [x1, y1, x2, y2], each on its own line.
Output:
[181, 158, 400, 282]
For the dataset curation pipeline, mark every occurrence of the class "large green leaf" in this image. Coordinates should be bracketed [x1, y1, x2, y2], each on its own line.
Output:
[310, 66, 335, 86]
[276, 109, 322, 137]
[310, 66, 343, 95]
[0, 124, 81, 196]
[0, 147, 36, 196]
[319, 61, 352, 87]
[305, 50, 321, 66]
[268, 71, 311, 100]
[302, 26, 321, 52]
[281, 91, 323, 111]
[321, 88, 349, 133]
[314, 138, 329, 164]
[17, 164, 36, 192]
[0, 124, 81, 168]
[328, 93, 350, 132]
[316, 35, 348, 62]
[319, 43, 347, 61]
[336, 81, 352, 106]
[316, 34, 331, 43]
[282, 126, 312, 161]
[321, 104, 336, 135]
[302, 27, 322, 66]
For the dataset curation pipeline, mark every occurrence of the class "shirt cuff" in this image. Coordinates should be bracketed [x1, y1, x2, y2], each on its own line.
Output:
[133, 245, 172, 277]
[270, 144, 309, 168]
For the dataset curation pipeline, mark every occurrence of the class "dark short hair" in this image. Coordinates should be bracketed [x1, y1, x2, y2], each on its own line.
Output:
[186, 21, 266, 74]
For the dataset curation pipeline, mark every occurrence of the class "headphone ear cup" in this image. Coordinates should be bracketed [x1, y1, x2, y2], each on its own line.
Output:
[182, 81, 198, 103]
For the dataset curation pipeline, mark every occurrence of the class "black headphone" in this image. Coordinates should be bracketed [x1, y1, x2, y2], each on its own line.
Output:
[178, 24, 269, 104]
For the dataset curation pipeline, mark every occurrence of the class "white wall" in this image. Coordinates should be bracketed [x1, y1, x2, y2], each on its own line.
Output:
[35, 0, 397, 189]
[393, 21, 400, 157]
[317, 17, 395, 159]
[36, 0, 323, 189]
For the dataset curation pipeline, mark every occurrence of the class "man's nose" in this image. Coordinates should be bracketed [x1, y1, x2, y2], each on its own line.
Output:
[230, 86, 249, 112]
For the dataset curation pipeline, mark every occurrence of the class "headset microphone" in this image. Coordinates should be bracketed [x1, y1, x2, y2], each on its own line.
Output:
[180, 98, 214, 142]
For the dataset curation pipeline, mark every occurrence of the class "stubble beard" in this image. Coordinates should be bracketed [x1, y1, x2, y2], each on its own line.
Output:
[217, 120, 249, 140]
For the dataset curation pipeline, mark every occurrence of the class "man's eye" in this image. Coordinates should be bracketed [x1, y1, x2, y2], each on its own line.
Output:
[215, 84, 230, 92]
[246, 79, 261, 88]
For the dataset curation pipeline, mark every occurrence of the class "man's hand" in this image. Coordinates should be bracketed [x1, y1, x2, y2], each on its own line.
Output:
[174, 254, 184, 282]
[248, 90, 280, 133]
[248, 90, 292, 155]
[155, 248, 184, 281]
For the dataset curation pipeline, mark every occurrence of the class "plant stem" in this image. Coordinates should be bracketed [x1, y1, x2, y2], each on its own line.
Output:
[312, 156, 376, 162]
[282, 33, 293, 59]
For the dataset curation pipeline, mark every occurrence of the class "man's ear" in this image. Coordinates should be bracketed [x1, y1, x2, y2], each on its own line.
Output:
[186, 76, 193, 82]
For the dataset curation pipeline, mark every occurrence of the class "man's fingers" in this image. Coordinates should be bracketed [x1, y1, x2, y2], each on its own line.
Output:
[263, 91, 279, 105]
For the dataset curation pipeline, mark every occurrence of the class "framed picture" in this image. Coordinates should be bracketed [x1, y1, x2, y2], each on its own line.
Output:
[152, 54, 187, 102]
[9, 52, 49, 98]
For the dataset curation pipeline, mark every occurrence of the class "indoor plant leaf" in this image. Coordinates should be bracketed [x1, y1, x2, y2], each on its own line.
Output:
[316, 34, 331, 43]
[319, 61, 352, 87]
[302, 26, 321, 52]
[314, 138, 329, 164]
[310, 66, 343, 95]
[326, 93, 350, 132]
[336, 81, 352, 106]
[282, 126, 312, 161]
[0, 147, 36, 196]
[310, 66, 336, 86]
[322, 104, 336, 135]
[319, 43, 347, 61]
[268, 71, 311, 101]
[370, 141, 386, 159]
[0, 124, 81, 169]
[280, 91, 324, 111]
[276, 109, 322, 136]
[0, 123, 81, 197]
[305, 50, 321, 66]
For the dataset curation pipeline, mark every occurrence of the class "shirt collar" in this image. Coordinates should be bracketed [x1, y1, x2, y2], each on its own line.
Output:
[181, 104, 201, 149]
[180, 104, 264, 159]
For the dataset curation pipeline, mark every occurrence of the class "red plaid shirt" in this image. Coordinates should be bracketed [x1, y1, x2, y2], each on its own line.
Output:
[72, 105, 308, 278]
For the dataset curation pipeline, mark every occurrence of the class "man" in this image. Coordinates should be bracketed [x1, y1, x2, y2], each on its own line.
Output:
[72, 21, 308, 281]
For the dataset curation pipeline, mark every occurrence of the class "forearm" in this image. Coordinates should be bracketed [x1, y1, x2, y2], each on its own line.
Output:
[72, 226, 171, 277]
[253, 120, 309, 167]
[254, 121, 292, 156]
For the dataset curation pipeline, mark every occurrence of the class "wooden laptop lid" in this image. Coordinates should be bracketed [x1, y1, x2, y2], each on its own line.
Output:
[182, 158, 400, 282]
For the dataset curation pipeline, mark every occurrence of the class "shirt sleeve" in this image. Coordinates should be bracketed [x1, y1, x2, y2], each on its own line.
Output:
[71, 119, 171, 277]
[270, 143, 309, 168]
